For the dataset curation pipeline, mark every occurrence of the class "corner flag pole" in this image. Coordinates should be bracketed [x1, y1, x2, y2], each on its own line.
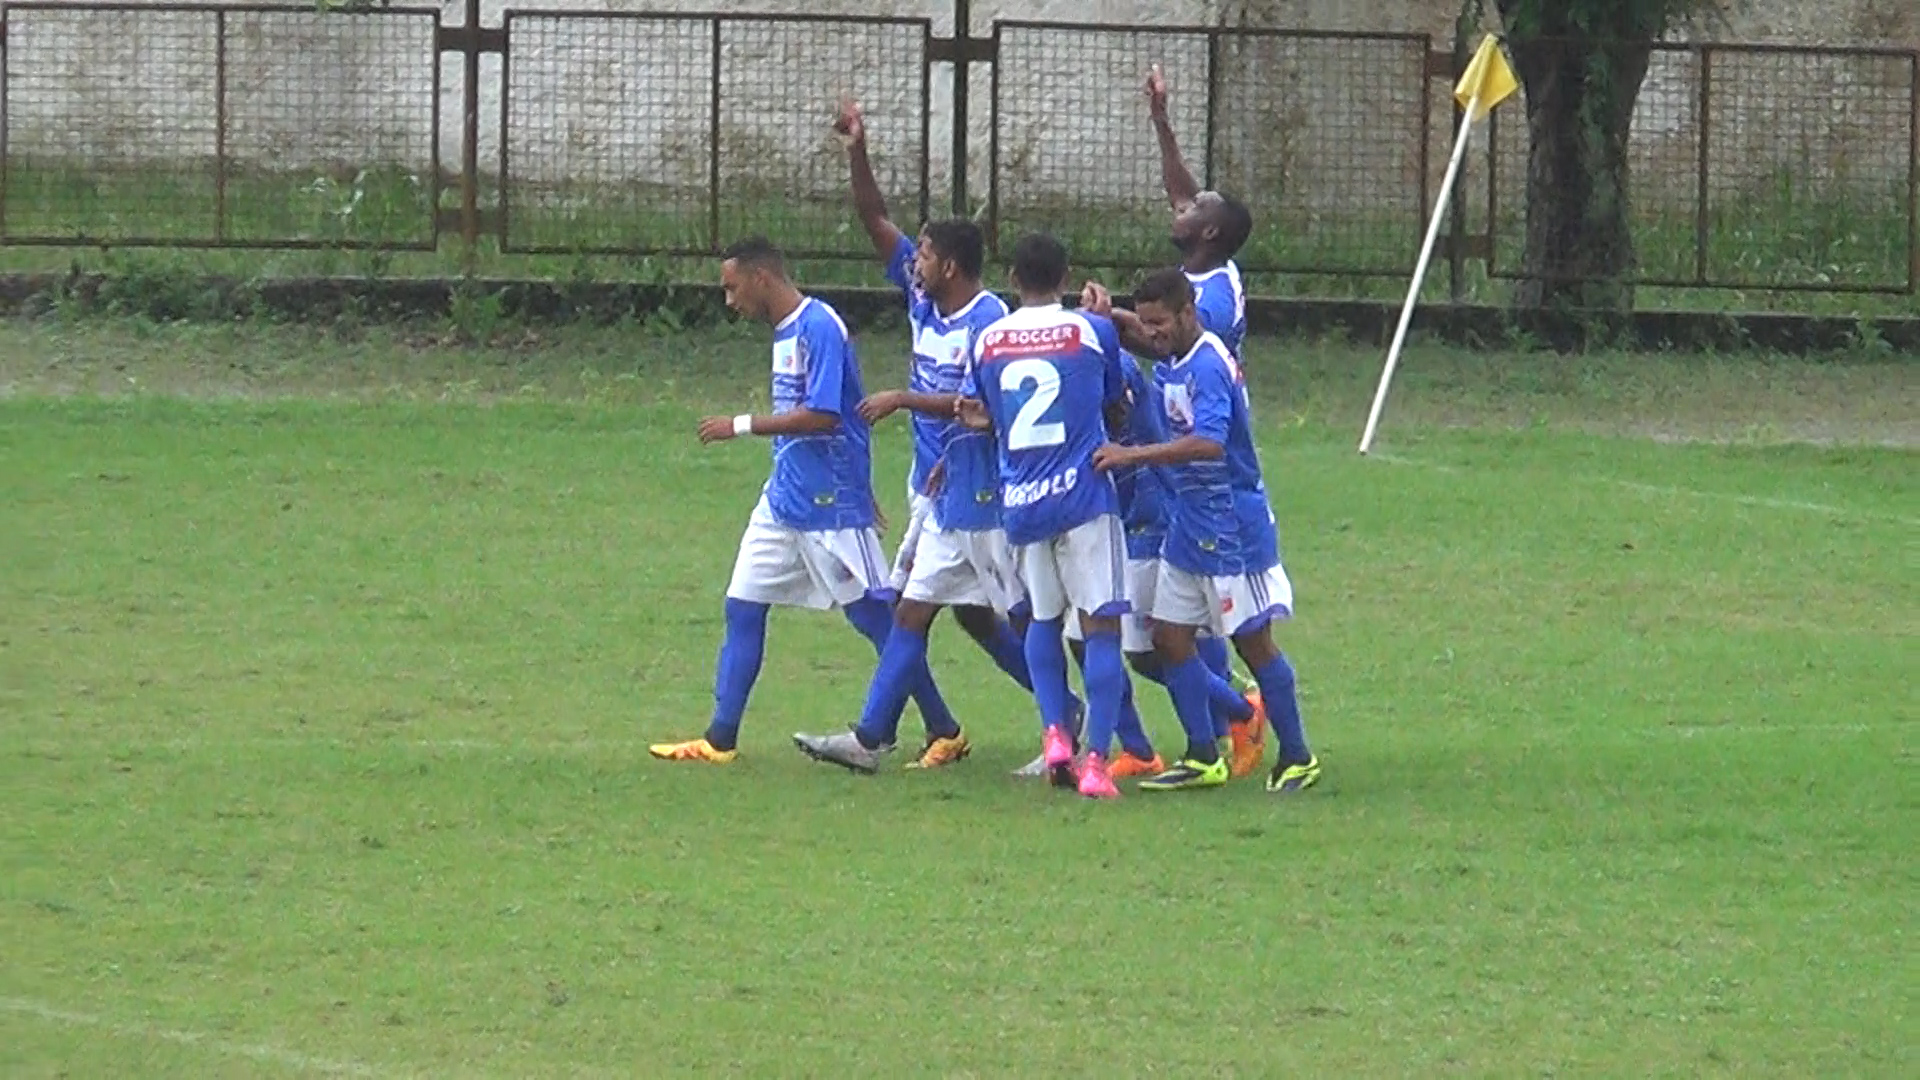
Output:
[1359, 35, 1516, 456]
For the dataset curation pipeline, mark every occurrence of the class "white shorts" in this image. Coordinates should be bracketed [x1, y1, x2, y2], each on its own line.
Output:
[888, 489, 936, 591]
[1063, 557, 1160, 653]
[1018, 513, 1129, 624]
[726, 494, 891, 610]
[902, 518, 1026, 612]
[1153, 560, 1295, 638]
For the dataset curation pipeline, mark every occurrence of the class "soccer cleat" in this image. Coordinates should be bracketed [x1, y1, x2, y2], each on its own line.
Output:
[1228, 689, 1268, 778]
[1266, 755, 1322, 794]
[1108, 751, 1165, 779]
[792, 730, 883, 775]
[1231, 668, 1260, 696]
[1138, 756, 1230, 792]
[1012, 700, 1085, 777]
[649, 738, 738, 764]
[1077, 752, 1120, 799]
[1043, 724, 1076, 789]
[906, 731, 972, 770]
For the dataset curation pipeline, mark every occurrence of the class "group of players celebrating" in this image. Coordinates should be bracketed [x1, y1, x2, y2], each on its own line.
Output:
[649, 68, 1321, 798]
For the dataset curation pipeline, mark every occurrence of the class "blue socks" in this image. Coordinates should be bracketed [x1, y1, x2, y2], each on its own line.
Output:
[1023, 616, 1076, 732]
[1197, 636, 1233, 681]
[705, 598, 770, 751]
[844, 597, 960, 741]
[1131, 651, 1253, 738]
[1079, 630, 1128, 759]
[1251, 652, 1311, 764]
[852, 624, 930, 748]
[970, 613, 1034, 690]
[1164, 654, 1221, 764]
[1114, 676, 1156, 761]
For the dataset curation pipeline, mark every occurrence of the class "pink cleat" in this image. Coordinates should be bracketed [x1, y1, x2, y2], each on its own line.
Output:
[1077, 752, 1120, 800]
[1043, 724, 1076, 789]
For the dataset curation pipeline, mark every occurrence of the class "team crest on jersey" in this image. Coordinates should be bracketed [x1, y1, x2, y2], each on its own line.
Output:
[772, 338, 803, 376]
[981, 323, 1080, 360]
[1162, 382, 1194, 430]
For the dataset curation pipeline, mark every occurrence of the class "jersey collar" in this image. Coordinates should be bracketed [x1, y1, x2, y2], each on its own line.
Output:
[774, 296, 811, 332]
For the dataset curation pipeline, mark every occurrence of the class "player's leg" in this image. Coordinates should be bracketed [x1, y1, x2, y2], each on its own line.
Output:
[795, 596, 946, 773]
[842, 596, 961, 744]
[1052, 514, 1131, 799]
[653, 499, 802, 762]
[1198, 630, 1267, 775]
[1136, 563, 1231, 791]
[1221, 565, 1320, 794]
[952, 604, 1033, 690]
[1016, 535, 1081, 788]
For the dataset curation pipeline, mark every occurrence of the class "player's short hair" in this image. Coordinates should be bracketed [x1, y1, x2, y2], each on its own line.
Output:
[721, 236, 786, 277]
[1132, 267, 1195, 311]
[922, 218, 985, 280]
[1211, 193, 1254, 257]
[1010, 232, 1069, 293]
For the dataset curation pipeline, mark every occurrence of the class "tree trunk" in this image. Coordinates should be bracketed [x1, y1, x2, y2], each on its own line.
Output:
[1506, 37, 1654, 310]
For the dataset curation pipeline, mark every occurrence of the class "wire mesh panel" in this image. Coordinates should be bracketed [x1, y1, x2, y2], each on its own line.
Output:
[221, 7, 439, 248]
[715, 18, 928, 255]
[501, 12, 715, 254]
[1211, 30, 1428, 276]
[1703, 46, 1914, 292]
[1489, 41, 1915, 293]
[501, 12, 930, 258]
[3, 4, 219, 242]
[991, 23, 1209, 271]
[1489, 43, 1708, 287]
[1, 3, 438, 248]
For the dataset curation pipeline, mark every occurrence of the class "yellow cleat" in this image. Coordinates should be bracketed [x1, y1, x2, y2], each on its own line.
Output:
[648, 738, 738, 764]
[906, 732, 971, 769]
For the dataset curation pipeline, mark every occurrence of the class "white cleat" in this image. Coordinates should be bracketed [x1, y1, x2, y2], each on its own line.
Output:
[793, 730, 883, 774]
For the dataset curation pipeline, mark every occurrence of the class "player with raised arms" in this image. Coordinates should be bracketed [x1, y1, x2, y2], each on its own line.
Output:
[1092, 268, 1320, 794]
[649, 238, 961, 764]
[1082, 62, 1266, 775]
[956, 233, 1134, 799]
[789, 99, 1048, 773]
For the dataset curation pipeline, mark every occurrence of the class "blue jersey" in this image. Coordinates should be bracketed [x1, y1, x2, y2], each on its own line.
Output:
[1188, 261, 1247, 361]
[1115, 353, 1172, 560]
[1153, 331, 1278, 576]
[884, 236, 1011, 530]
[964, 305, 1125, 546]
[765, 297, 875, 532]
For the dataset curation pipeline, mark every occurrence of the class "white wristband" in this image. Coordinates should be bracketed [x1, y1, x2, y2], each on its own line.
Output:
[732, 414, 753, 437]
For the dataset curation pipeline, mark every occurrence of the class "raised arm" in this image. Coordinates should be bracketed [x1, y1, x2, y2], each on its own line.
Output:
[1081, 281, 1159, 358]
[1145, 65, 1201, 212]
[834, 98, 910, 266]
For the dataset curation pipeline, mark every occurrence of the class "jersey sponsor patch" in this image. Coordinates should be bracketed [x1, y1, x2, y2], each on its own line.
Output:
[981, 323, 1082, 360]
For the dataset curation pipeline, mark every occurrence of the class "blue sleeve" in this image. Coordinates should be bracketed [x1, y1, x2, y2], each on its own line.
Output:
[1092, 316, 1125, 406]
[1194, 281, 1236, 342]
[883, 234, 916, 295]
[801, 318, 849, 416]
[1190, 356, 1233, 446]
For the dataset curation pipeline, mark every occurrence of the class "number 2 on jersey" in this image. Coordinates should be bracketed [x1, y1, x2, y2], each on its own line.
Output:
[999, 358, 1065, 451]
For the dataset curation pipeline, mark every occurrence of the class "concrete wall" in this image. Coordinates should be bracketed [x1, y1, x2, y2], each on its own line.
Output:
[2, 0, 1913, 218]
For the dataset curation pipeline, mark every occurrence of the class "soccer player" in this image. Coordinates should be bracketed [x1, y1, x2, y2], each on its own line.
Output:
[1080, 63, 1266, 771]
[1092, 268, 1321, 794]
[648, 238, 961, 764]
[956, 233, 1134, 799]
[790, 100, 1042, 772]
[1063, 345, 1265, 779]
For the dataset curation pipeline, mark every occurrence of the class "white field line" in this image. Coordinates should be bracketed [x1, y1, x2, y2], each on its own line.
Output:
[1, 997, 396, 1078]
[1366, 453, 1917, 527]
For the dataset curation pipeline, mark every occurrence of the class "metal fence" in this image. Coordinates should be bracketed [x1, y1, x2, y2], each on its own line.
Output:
[0, 0, 1914, 296]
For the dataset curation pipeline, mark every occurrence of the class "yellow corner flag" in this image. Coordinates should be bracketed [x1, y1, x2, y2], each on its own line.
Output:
[1454, 35, 1518, 120]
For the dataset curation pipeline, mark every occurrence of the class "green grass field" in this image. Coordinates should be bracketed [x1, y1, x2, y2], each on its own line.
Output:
[2, 318, 1915, 1076]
